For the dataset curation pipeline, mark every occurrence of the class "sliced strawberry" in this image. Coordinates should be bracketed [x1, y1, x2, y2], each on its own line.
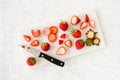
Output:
[23, 35, 31, 42]
[93, 38, 100, 45]
[71, 15, 80, 25]
[89, 20, 96, 28]
[48, 34, 57, 42]
[86, 29, 95, 39]
[43, 27, 50, 36]
[60, 33, 66, 39]
[50, 26, 58, 34]
[30, 39, 39, 47]
[59, 40, 63, 45]
[56, 46, 66, 55]
[27, 57, 36, 66]
[80, 21, 88, 30]
[31, 29, 40, 38]
[64, 40, 72, 47]
[85, 14, 89, 22]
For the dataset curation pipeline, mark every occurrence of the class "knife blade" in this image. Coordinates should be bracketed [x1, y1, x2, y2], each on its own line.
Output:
[20, 45, 65, 67]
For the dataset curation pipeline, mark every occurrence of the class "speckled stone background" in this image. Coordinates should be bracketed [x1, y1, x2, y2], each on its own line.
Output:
[0, 0, 120, 80]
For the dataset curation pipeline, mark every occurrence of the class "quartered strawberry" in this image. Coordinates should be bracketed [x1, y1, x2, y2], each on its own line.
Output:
[59, 21, 68, 31]
[50, 26, 58, 34]
[23, 35, 31, 42]
[31, 29, 40, 38]
[89, 20, 96, 28]
[43, 27, 51, 36]
[86, 29, 95, 39]
[70, 15, 81, 25]
[75, 39, 85, 50]
[85, 14, 89, 22]
[70, 28, 81, 38]
[60, 33, 66, 39]
[27, 57, 36, 66]
[93, 38, 100, 45]
[80, 21, 88, 30]
[56, 46, 66, 55]
[59, 40, 64, 45]
[30, 39, 39, 47]
[64, 40, 72, 47]
[48, 33, 57, 42]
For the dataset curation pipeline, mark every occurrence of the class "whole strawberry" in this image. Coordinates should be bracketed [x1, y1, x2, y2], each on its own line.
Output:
[59, 21, 68, 31]
[70, 28, 81, 38]
[41, 42, 50, 51]
[75, 39, 85, 50]
[27, 57, 36, 66]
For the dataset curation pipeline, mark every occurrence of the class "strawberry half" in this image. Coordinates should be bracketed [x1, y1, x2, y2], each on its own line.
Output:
[64, 40, 72, 47]
[89, 20, 96, 28]
[85, 14, 89, 22]
[59, 21, 68, 31]
[56, 46, 66, 55]
[59, 40, 64, 45]
[30, 39, 39, 47]
[80, 21, 88, 30]
[70, 15, 80, 25]
[41, 42, 50, 51]
[23, 35, 31, 42]
[31, 29, 40, 38]
[75, 39, 85, 50]
[60, 33, 66, 39]
[70, 28, 81, 38]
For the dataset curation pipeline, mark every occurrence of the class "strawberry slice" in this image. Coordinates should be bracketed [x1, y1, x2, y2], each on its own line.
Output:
[56, 46, 66, 55]
[60, 33, 66, 39]
[43, 27, 50, 36]
[31, 29, 40, 38]
[71, 15, 81, 25]
[23, 35, 31, 42]
[85, 14, 89, 22]
[30, 39, 39, 47]
[86, 29, 95, 39]
[64, 40, 72, 47]
[89, 20, 96, 28]
[59, 40, 63, 45]
[80, 22, 88, 30]
[50, 26, 58, 34]
[48, 34, 57, 42]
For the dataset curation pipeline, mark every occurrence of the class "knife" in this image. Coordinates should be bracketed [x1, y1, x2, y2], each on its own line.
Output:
[20, 45, 65, 67]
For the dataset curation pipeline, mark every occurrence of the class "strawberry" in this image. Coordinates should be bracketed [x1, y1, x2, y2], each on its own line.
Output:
[60, 33, 66, 39]
[43, 27, 51, 36]
[48, 34, 57, 42]
[23, 35, 31, 42]
[59, 21, 68, 31]
[85, 14, 89, 22]
[31, 29, 40, 38]
[70, 15, 80, 25]
[75, 39, 85, 50]
[50, 26, 58, 34]
[30, 39, 39, 47]
[27, 57, 36, 66]
[80, 21, 88, 30]
[56, 46, 66, 55]
[89, 20, 96, 28]
[59, 40, 63, 45]
[86, 29, 95, 39]
[64, 40, 72, 47]
[93, 38, 100, 45]
[41, 42, 50, 51]
[70, 28, 81, 38]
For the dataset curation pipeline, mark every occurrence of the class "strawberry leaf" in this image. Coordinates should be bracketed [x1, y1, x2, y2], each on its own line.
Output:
[85, 38, 93, 46]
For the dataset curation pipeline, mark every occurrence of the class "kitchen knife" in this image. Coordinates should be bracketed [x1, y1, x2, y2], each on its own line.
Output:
[20, 45, 65, 67]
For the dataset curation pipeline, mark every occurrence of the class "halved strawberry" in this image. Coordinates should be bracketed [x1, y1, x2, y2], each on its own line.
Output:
[86, 29, 95, 39]
[48, 34, 57, 42]
[89, 20, 96, 28]
[85, 14, 89, 22]
[70, 15, 81, 25]
[80, 21, 88, 30]
[56, 46, 66, 55]
[93, 38, 100, 45]
[23, 35, 31, 42]
[64, 40, 72, 47]
[59, 40, 63, 45]
[60, 33, 66, 39]
[70, 28, 81, 38]
[31, 29, 40, 38]
[43, 27, 50, 36]
[30, 39, 39, 47]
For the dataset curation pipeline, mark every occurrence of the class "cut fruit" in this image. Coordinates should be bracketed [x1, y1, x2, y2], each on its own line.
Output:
[60, 33, 66, 39]
[85, 14, 89, 22]
[70, 15, 80, 25]
[56, 46, 66, 55]
[64, 40, 72, 47]
[31, 29, 40, 38]
[86, 29, 95, 39]
[50, 26, 58, 34]
[23, 35, 31, 42]
[89, 20, 96, 28]
[59, 40, 64, 45]
[80, 22, 88, 30]
[43, 27, 50, 36]
[48, 34, 57, 42]
[30, 39, 39, 47]
[93, 38, 100, 45]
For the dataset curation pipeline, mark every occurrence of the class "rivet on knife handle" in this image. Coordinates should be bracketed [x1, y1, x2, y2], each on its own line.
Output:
[39, 52, 65, 67]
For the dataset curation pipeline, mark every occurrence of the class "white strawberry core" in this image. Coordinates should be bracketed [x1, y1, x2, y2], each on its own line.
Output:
[72, 16, 77, 24]
[57, 48, 65, 55]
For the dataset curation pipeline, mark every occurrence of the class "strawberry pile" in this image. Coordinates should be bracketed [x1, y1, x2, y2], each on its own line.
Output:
[22, 14, 100, 58]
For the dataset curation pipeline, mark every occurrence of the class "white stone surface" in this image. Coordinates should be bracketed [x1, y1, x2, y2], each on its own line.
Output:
[0, 0, 120, 80]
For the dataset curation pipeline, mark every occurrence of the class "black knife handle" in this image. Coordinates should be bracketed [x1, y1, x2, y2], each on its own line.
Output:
[39, 52, 65, 67]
